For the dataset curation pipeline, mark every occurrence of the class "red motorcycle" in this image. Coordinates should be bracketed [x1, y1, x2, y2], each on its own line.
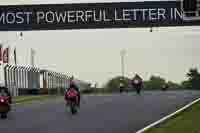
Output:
[0, 96, 11, 119]
[65, 89, 79, 114]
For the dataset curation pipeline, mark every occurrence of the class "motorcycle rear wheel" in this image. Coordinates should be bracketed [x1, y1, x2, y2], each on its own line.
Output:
[0, 113, 7, 119]
[71, 106, 77, 114]
[70, 103, 78, 114]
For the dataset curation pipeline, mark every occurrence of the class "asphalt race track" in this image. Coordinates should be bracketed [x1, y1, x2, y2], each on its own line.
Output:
[0, 90, 200, 133]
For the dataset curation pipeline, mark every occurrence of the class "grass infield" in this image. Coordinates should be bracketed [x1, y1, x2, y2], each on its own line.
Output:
[145, 101, 200, 133]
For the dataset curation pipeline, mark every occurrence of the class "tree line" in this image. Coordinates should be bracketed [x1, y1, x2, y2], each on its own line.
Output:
[81, 68, 200, 94]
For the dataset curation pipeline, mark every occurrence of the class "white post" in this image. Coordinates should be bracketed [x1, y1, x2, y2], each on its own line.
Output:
[120, 49, 126, 78]
[30, 48, 36, 67]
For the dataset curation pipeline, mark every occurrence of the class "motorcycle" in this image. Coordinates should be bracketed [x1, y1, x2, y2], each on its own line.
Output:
[162, 84, 169, 91]
[119, 83, 124, 93]
[65, 89, 79, 115]
[132, 79, 142, 95]
[0, 96, 11, 119]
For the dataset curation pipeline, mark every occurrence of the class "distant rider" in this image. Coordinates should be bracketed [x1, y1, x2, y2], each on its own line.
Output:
[132, 74, 143, 95]
[119, 82, 124, 93]
[162, 83, 169, 91]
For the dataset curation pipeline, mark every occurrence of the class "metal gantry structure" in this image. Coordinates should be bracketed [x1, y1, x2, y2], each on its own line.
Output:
[3, 65, 90, 96]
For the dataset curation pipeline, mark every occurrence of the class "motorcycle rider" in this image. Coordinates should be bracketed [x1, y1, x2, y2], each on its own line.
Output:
[119, 82, 124, 93]
[65, 82, 81, 107]
[162, 83, 169, 91]
[0, 89, 7, 96]
[0, 87, 12, 103]
[132, 74, 143, 95]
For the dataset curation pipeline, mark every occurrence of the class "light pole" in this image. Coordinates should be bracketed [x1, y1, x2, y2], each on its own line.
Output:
[120, 49, 126, 78]
[30, 48, 36, 67]
[150, 27, 153, 32]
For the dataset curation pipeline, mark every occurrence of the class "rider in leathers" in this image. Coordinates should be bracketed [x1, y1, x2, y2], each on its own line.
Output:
[132, 74, 143, 95]
[65, 83, 81, 107]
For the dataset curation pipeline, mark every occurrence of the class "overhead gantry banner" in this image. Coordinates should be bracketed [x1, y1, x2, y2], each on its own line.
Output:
[0, 1, 199, 31]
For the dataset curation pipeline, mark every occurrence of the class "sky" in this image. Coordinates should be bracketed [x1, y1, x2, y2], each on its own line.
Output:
[0, 0, 200, 87]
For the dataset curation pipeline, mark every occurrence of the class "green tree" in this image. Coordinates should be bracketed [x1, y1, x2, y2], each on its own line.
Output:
[186, 68, 200, 90]
[105, 76, 130, 92]
[167, 81, 180, 90]
[181, 80, 192, 89]
[144, 75, 166, 90]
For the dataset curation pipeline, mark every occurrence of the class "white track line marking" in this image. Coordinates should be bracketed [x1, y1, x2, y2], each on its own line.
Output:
[136, 97, 200, 133]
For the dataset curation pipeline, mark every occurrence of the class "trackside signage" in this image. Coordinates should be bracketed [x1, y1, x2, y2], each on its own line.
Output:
[0, 1, 199, 31]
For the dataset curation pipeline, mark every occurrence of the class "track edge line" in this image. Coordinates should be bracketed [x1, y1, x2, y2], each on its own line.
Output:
[135, 97, 200, 133]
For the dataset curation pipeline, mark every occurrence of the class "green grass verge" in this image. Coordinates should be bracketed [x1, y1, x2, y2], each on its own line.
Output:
[13, 95, 59, 104]
[145, 101, 200, 133]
